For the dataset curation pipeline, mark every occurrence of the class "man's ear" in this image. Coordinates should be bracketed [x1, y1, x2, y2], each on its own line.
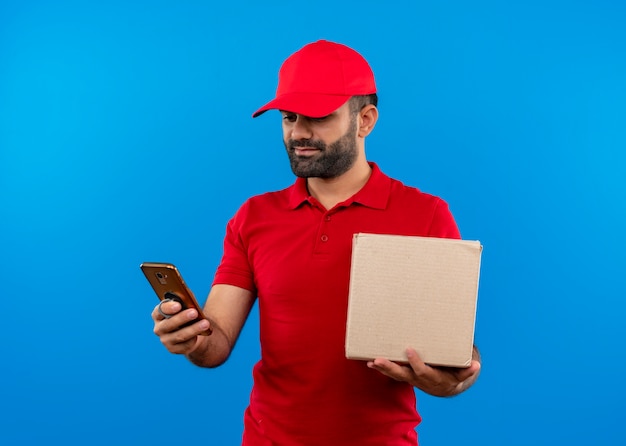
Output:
[358, 105, 378, 138]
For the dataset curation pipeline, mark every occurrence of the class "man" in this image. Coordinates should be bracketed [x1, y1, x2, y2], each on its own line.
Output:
[152, 40, 481, 445]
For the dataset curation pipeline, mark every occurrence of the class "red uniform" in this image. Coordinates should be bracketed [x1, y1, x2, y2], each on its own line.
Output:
[213, 163, 460, 445]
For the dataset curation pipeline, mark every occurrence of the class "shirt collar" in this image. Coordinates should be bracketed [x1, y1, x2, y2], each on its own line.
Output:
[287, 162, 391, 210]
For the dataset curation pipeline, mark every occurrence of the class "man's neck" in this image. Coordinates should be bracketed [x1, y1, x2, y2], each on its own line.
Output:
[306, 160, 372, 210]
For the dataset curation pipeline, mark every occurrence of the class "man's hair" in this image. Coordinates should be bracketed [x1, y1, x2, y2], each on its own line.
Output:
[348, 94, 378, 115]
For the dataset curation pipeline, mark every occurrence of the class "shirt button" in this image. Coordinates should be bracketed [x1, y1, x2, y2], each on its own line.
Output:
[320, 234, 329, 242]
[325, 215, 331, 222]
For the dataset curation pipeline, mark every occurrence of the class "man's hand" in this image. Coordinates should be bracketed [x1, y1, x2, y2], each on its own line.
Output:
[367, 347, 481, 397]
[152, 299, 211, 355]
[151, 284, 255, 368]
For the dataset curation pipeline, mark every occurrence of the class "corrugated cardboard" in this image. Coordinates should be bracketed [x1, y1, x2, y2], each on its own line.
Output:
[345, 233, 482, 368]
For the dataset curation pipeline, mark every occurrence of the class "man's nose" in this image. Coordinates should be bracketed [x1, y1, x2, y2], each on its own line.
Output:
[291, 116, 313, 140]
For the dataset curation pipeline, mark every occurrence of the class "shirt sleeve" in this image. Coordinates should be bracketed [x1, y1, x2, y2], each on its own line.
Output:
[212, 201, 257, 293]
[427, 198, 462, 239]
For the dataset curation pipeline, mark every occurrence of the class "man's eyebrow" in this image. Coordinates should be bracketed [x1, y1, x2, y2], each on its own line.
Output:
[279, 111, 334, 119]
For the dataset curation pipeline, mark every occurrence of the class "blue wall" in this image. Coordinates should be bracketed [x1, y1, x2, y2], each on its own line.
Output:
[1, 1, 625, 444]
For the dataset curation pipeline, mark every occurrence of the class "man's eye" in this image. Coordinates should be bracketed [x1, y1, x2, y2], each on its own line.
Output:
[310, 115, 330, 123]
[283, 114, 297, 122]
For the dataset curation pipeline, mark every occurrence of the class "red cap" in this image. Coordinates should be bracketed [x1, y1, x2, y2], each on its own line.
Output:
[252, 40, 377, 118]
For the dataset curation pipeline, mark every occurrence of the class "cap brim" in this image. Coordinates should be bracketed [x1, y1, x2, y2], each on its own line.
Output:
[252, 93, 351, 118]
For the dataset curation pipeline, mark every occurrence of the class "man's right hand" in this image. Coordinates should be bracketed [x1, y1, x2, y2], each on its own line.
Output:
[151, 284, 255, 368]
[152, 300, 212, 355]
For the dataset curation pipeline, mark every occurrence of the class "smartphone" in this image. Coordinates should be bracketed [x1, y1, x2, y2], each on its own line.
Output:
[140, 262, 212, 335]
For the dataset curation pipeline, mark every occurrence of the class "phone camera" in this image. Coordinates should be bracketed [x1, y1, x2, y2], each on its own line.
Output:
[155, 272, 168, 285]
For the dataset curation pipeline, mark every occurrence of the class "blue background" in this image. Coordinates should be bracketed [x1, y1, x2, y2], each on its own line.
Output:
[1, 1, 625, 444]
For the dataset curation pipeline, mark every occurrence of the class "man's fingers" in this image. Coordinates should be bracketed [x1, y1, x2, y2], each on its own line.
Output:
[153, 307, 199, 339]
[405, 348, 431, 376]
[367, 350, 427, 380]
[155, 319, 207, 353]
[367, 358, 413, 382]
[157, 300, 183, 319]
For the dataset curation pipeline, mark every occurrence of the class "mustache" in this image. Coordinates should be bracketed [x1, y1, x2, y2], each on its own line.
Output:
[288, 139, 326, 150]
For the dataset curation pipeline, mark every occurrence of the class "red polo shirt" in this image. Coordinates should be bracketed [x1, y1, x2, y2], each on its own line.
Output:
[213, 163, 460, 445]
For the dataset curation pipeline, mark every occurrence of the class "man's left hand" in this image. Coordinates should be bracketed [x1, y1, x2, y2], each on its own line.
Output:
[367, 347, 481, 397]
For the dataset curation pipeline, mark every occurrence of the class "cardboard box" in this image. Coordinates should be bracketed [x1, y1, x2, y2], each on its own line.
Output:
[345, 233, 482, 368]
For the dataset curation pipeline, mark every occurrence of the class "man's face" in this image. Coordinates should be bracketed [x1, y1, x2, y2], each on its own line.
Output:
[281, 103, 358, 179]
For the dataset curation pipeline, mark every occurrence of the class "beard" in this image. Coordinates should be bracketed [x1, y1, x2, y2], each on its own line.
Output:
[284, 117, 358, 179]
